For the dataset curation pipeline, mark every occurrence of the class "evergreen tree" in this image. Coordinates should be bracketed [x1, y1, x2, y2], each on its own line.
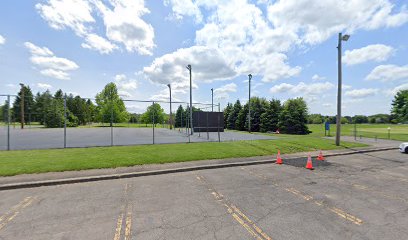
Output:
[12, 85, 34, 123]
[260, 99, 282, 132]
[235, 103, 248, 131]
[228, 100, 242, 129]
[247, 97, 268, 132]
[175, 105, 185, 127]
[223, 103, 233, 129]
[279, 98, 309, 134]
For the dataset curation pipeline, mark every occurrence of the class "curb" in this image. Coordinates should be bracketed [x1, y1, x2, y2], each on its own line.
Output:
[0, 147, 398, 191]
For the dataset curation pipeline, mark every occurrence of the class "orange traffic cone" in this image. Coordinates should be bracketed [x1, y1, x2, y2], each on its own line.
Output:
[276, 150, 283, 164]
[305, 154, 314, 170]
[317, 150, 325, 161]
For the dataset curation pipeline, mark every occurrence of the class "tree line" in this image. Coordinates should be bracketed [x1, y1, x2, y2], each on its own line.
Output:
[308, 89, 408, 124]
[223, 97, 309, 134]
[0, 83, 168, 128]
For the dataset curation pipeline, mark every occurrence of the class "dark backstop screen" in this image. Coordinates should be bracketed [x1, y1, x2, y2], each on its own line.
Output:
[192, 112, 224, 132]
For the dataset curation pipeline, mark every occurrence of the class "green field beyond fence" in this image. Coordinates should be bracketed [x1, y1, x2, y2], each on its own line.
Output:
[308, 124, 408, 141]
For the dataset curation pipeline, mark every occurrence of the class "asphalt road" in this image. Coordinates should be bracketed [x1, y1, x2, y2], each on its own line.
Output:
[0, 127, 277, 150]
[0, 150, 407, 239]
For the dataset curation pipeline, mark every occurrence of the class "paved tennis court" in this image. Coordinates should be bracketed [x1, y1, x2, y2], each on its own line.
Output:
[0, 127, 277, 150]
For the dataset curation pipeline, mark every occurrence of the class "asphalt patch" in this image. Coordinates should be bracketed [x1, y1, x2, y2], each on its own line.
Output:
[282, 157, 332, 168]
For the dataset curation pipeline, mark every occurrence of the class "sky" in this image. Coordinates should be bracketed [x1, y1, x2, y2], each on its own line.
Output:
[1, 0, 408, 116]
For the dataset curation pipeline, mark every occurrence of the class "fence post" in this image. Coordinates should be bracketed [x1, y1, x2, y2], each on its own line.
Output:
[110, 109, 113, 147]
[7, 95, 10, 151]
[64, 94, 67, 148]
[206, 111, 209, 140]
[187, 104, 190, 143]
[217, 111, 221, 143]
[152, 101, 155, 144]
[198, 109, 200, 137]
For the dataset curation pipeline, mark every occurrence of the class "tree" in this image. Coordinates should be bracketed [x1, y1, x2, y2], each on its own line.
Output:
[391, 90, 408, 123]
[223, 103, 233, 129]
[12, 85, 34, 123]
[279, 98, 309, 134]
[235, 103, 248, 131]
[33, 90, 53, 124]
[141, 103, 165, 125]
[228, 100, 242, 129]
[43, 90, 78, 128]
[260, 99, 282, 132]
[352, 115, 369, 124]
[175, 105, 185, 128]
[308, 114, 324, 124]
[247, 97, 268, 132]
[95, 83, 129, 126]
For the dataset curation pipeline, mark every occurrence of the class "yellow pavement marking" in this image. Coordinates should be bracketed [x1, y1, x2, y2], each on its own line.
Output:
[113, 183, 133, 240]
[124, 210, 132, 240]
[0, 196, 35, 231]
[196, 174, 272, 240]
[240, 167, 364, 225]
[113, 212, 124, 240]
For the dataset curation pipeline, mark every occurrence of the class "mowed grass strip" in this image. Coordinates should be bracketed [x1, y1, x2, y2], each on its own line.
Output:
[307, 124, 408, 141]
[0, 137, 366, 177]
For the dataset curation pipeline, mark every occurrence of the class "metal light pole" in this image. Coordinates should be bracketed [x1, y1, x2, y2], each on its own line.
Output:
[186, 64, 193, 135]
[19, 83, 25, 129]
[248, 74, 252, 133]
[211, 88, 214, 112]
[167, 84, 172, 130]
[335, 33, 350, 146]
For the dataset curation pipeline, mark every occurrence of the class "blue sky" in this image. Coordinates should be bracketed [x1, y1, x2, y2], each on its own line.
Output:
[1, 0, 408, 115]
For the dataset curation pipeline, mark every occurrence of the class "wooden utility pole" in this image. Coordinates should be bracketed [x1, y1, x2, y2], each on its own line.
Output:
[19, 83, 25, 129]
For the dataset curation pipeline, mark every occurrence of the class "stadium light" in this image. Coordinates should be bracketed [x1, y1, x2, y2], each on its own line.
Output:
[248, 74, 252, 133]
[211, 88, 214, 112]
[336, 33, 350, 146]
[167, 84, 172, 130]
[186, 64, 193, 135]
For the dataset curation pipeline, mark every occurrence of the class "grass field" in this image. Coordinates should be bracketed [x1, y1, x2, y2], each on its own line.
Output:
[308, 124, 408, 141]
[0, 136, 366, 176]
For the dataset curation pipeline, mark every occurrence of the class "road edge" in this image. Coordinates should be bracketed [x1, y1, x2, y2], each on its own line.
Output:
[0, 147, 398, 191]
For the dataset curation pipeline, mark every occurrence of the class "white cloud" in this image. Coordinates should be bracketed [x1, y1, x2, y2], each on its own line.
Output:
[312, 74, 325, 81]
[94, 0, 155, 55]
[322, 103, 332, 107]
[385, 83, 408, 96]
[267, 0, 408, 45]
[143, 46, 237, 92]
[114, 74, 138, 98]
[345, 88, 378, 98]
[366, 64, 408, 82]
[35, 0, 94, 35]
[0, 34, 5, 45]
[270, 81, 335, 94]
[81, 33, 118, 54]
[343, 84, 352, 90]
[37, 83, 53, 90]
[164, 0, 203, 23]
[343, 44, 394, 65]
[36, 0, 155, 55]
[25, 42, 79, 80]
[214, 83, 237, 100]
[193, 0, 301, 82]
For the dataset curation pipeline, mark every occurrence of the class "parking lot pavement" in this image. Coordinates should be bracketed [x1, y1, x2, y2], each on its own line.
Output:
[0, 150, 407, 240]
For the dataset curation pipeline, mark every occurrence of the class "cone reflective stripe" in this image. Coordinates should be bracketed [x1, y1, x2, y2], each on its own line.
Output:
[305, 154, 314, 170]
[317, 150, 325, 161]
[276, 150, 283, 164]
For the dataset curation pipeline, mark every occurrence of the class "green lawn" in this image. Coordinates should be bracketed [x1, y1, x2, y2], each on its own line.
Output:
[0, 136, 366, 177]
[308, 124, 408, 141]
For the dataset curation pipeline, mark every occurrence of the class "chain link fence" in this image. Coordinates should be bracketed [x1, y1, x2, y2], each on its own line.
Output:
[0, 94, 227, 150]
